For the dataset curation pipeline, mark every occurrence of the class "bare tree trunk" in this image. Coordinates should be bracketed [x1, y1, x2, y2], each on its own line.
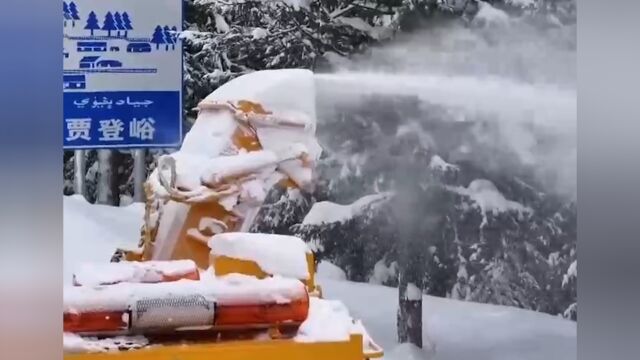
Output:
[96, 150, 121, 205]
[392, 162, 426, 348]
[398, 275, 423, 346]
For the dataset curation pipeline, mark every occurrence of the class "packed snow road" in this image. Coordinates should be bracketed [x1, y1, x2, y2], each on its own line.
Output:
[63, 195, 576, 360]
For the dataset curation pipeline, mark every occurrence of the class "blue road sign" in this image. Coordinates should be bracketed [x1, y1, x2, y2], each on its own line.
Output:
[63, 0, 182, 149]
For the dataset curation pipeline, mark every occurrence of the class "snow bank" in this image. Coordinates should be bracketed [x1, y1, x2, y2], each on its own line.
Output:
[63, 333, 148, 353]
[317, 261, 347, 281]
[209, 232, 311, 280]
[71, 260, 198, 286]
[385, 343, 430, 360]
[64, 274, 307, 313]
[302, 192, 393, 225]
[295, 297, 354, 343]
[63, 195, 143, 284]
[322, 279, 576, 360]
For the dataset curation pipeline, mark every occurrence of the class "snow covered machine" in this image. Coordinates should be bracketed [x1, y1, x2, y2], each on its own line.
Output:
[63, 70, 383, 360]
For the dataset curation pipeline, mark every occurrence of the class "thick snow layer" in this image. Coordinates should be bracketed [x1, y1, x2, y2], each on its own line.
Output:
[204, 69, 323, 190]
[179, 109, 237, 159]
[63, 195, 143, 284]
[209, 232, 311, 280]
[405, 283, 422, 301]
[322, 279, 576, 360]
[316, 261, 347, 281]
[206, 69, 316, 121]
[302, 192, 393, 225]
[64, 333, 148, 353]
[72, 260, 197, 286]
[200, 150, 279, 185]
[386, 343, 431, 360]
[295, 297, 354, 343]
[64, 195, 576, 360]
[64, 274, 307, 313]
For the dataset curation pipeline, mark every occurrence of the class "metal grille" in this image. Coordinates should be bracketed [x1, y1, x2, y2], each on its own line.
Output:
[130, 294, 215, 331]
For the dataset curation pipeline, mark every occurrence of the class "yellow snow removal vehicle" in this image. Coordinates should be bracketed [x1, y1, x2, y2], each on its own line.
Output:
[63, 69, 384, 360]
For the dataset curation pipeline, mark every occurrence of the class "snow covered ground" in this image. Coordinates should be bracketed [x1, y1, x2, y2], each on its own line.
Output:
[63, 195, 576, 359]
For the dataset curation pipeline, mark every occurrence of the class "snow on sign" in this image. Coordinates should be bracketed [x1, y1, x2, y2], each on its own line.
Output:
[63, 0, 183, 149]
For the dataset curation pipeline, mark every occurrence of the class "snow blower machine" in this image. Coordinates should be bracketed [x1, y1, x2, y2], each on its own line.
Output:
[63, 69, 384, 360]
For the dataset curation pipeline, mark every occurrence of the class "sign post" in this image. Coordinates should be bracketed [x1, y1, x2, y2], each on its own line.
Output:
[63, 0, 183, 200]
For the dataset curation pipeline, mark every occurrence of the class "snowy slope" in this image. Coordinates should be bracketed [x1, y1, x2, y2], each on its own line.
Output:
[63, 195, 576, 360]
[63, 195, 143, 283]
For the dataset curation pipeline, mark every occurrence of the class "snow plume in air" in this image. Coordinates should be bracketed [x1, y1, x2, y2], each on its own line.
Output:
[315, 3, 577, 199]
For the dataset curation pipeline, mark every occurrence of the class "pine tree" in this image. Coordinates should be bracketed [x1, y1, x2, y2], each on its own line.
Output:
[163, 25, 174, 50]
[63, 2, 71, 27]
[84, 11, 100, 36]
[69, 1, 80, 27]
[122, 12, 133, 37]
[114, 12, 124, 37]
[151, 25, 165, 50]
[102, 12, 117, 37]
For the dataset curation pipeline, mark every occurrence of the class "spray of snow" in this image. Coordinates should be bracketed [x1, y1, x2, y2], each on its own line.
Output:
[474, 2, 511, 26]
[302, 192, 393, 225]
[314, 11, 576, 199]
[209, 232, 311, 280]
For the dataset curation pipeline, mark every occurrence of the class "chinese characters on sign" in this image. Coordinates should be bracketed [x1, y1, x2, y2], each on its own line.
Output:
[63, 0, 182, 149]
[66, 117, 156, 142]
